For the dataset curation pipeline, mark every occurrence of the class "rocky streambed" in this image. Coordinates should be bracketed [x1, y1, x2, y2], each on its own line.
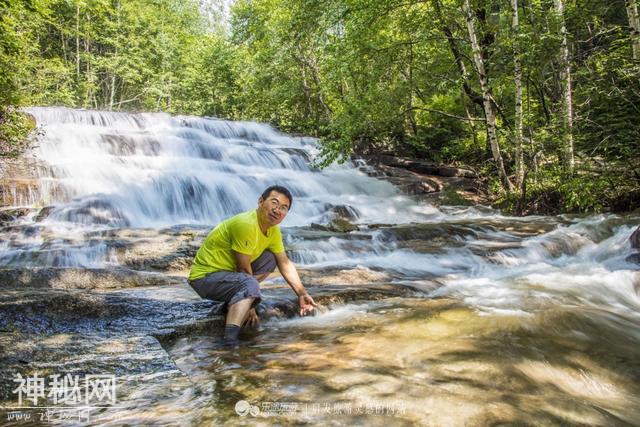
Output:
[2, 217, 640, 426]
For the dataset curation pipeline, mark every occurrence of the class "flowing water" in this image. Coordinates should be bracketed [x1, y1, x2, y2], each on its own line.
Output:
[1, 107, 640, 425]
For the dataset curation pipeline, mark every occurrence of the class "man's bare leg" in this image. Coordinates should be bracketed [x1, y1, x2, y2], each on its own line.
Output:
[242, 272, 273, 326]
[224, 273, 270, 343]
[226, 297, 254, 325]
[224, 297, 254, 344]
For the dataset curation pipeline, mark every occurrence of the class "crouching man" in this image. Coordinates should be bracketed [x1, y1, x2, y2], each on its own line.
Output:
[188, 185, 317, 345]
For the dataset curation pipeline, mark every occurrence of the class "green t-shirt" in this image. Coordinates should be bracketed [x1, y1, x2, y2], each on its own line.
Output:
[188, 209, 285, 281]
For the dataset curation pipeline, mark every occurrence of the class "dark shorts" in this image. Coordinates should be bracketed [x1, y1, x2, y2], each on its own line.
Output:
[188, 251, 277, 309]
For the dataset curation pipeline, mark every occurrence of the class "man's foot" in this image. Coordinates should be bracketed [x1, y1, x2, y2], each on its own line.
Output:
[223, 324, 241, 347]
[221, 338, 240, 348]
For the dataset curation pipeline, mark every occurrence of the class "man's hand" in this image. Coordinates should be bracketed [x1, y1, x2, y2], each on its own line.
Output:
[298, 294, 317, 316]
[243, 308, 259, 327]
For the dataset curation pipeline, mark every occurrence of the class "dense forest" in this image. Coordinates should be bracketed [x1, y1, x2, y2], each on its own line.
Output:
[1, 0, 639, 214]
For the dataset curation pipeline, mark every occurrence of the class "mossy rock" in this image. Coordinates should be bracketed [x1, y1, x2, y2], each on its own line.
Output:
[0, 109, 37, 158]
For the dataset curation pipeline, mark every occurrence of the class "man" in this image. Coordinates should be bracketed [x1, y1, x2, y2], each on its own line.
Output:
[188, 185, 317, 345]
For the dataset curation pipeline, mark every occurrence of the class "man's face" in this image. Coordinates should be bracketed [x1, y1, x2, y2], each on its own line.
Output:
[258, 191, 290, 227]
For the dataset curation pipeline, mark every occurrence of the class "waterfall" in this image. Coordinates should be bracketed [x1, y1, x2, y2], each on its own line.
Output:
[22, 107, 439, 228]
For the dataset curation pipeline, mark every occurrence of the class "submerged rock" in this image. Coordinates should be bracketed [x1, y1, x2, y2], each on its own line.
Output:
[0, 332, 196, 412]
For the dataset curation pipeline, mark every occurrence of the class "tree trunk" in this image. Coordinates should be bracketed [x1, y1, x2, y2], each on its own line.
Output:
[627, 0, 640, 59]
[76, 4, 81, 81]
[60, 28, 67, 63]
[76, 3, 81, 104]
[554, 0, 575, 170]
[109, 70, 116, 111]
[406, 44, 417, 137]
[432, 0, 483, 108]
[463, 0, 513, 192]
[462, 92, 479, 148]
[307, 57, 332, 117]
[109, 1, 121, 111]
[511, 0, 525, 190]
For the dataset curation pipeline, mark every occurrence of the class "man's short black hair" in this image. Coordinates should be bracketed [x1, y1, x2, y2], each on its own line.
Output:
[261, 185, 293, 208]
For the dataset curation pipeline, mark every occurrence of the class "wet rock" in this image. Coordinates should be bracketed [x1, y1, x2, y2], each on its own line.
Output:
[257, 283, 420, 320]
[330, 204, 360, 221]
[297, 267, 390, 286]
[437, 165, 476, 178]
[312, 284, 419, 305]
[95, 226, 204, 274]
[0, 332, 195, 409]
[311, 218, 358, 233]
[280, 147, 312, 162]
[354, 155, 487, 205]
[626, 253, 640, 264]
[328, 218, 358, 233]
[0, 156, 44, 207]
[0, 267, 185, 290]
[0, 286, 216, 336]
[34, 205, 56, 222]
[53, 197, 130, 227]
[358, 155, 477, 178]
[401, 180, 441, 195]
[0, 285, 221, 409]
[631, 226, 640, 249]
[368, 163, 442, 194]
[0, 207, 33, 224]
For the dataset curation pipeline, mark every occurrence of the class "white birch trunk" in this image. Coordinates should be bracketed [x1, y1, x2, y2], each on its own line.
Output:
[511, 0, 524, 189]
[109, 1, 121, 111]
[463, 0, 513, 191]
[627, 0, 640, 59]
[76, 4, 80, 83]
[554, 0, 575, 170]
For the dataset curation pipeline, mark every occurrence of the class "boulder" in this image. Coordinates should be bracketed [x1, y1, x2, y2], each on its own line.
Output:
[327, 218, 358, 233]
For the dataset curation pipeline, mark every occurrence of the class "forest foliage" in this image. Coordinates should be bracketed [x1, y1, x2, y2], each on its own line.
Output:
[1, 0, 639, 214]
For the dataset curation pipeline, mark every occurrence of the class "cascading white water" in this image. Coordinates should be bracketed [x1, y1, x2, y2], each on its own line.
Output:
[24, 107, 440, 228]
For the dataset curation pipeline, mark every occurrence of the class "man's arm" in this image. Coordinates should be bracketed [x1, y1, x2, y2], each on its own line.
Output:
[274, 251, 317, 315]
[233, 251, 253, 275]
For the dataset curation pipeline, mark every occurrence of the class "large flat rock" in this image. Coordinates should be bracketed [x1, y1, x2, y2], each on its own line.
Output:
[0, 267, 186, 290]
[0, 286, 218, 336]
